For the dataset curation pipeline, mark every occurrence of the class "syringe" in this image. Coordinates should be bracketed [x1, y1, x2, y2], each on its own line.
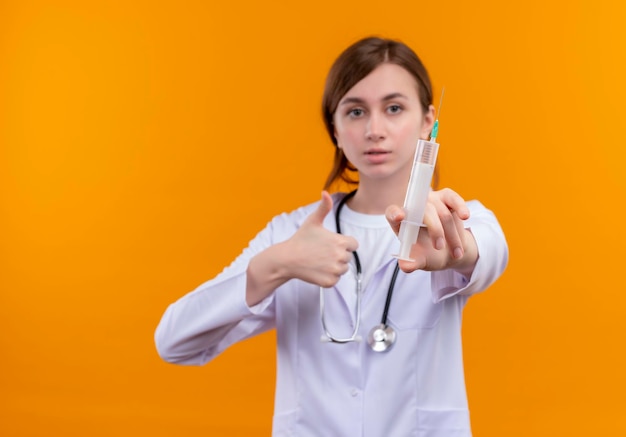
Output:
[394, 89, 444, 261]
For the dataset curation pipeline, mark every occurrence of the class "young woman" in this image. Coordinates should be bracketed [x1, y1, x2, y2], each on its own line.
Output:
[155, 36, 508, 436]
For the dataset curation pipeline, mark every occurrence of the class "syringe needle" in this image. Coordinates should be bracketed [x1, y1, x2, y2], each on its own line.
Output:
[430, 87, 445, 142]
[436, 87, 445, 120]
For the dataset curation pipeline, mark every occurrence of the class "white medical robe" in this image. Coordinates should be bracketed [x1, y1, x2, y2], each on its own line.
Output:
[155, 193, 509, 437]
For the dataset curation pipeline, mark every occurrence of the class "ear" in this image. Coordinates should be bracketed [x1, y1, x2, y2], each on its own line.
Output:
[420, 104, 436, 140]
[333, 124, 342, 149]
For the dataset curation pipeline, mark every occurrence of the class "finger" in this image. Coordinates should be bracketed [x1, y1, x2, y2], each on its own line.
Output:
[422, 202, 445, 250]
[344, 235, 359, 253]
[318, 274, 342, 289]
[452, 210, 468, 252]
[341, 250, 353, 264]
[438, 189, 469, 258]
[385, 204, 405, 235]
[439, 188, 470, 220]
[434, 201, 464, 259]
[306, 191, 334, 226]
[334, 263, 350, 277]
[398, 256, 425, 274]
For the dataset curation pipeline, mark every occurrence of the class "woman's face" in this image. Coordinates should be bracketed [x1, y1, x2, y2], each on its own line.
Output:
[332, 63, 434, 184]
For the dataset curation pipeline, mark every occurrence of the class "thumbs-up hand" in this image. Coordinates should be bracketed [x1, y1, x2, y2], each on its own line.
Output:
[286, 191, 359, 288]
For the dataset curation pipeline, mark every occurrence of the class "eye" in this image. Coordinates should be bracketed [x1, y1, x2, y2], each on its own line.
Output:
[348, 108, 365, 118]
[387, 104, 402, 114]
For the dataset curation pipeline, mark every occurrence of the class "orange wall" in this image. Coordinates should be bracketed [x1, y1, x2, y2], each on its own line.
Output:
[2, 1, 625, 435]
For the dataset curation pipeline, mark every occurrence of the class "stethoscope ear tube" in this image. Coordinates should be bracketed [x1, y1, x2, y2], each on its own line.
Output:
[319, 190, 400, 352]
[319, 269, 363, 344]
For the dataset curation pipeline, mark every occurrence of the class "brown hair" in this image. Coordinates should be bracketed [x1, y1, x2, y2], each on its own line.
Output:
[322, 36, 434, 190]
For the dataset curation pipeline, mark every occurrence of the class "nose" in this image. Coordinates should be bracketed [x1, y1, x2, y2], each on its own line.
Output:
[365, 112, 386, 141]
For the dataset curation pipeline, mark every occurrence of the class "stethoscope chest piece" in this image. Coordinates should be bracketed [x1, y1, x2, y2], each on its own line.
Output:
[367, 324, 396, 352]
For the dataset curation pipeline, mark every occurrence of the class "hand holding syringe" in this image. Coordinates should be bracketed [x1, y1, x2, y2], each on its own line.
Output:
[393, 90, 443, 262]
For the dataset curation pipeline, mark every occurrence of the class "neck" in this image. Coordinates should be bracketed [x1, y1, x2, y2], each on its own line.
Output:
[347, 175, 409, 215]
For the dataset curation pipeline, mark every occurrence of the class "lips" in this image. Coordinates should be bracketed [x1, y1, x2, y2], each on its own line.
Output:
[364, 149, 391, 164]
[365, 148, 389, 155]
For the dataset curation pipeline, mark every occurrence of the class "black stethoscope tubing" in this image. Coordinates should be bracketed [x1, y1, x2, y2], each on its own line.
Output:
[335, 190, 400, 329]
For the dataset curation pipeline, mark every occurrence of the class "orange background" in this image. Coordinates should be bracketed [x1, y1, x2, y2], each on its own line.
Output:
[2, 1, 625, 435]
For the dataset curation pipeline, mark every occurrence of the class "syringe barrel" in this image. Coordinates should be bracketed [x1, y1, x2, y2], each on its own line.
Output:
[395, 139, 439, 261]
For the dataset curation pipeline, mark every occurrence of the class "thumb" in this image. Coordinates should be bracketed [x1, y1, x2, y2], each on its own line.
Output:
[306, 191, 333, 226]
[385, 204, 405, 235]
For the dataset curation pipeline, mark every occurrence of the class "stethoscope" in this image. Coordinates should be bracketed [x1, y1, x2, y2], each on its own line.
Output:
[319, 190, 400, 352]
